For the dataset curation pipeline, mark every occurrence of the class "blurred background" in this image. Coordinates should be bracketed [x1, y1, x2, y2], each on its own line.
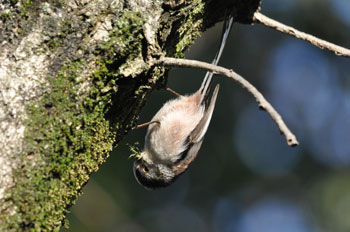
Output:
[62, 0, 350, 231]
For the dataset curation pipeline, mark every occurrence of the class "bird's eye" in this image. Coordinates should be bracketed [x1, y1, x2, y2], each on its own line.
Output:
[142, 166, 149, 173]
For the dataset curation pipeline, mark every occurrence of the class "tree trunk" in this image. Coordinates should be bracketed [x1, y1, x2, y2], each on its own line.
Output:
[0, 0, 260, 230]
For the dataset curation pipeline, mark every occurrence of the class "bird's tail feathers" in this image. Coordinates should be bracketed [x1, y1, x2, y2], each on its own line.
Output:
[199, 15, 233, 103]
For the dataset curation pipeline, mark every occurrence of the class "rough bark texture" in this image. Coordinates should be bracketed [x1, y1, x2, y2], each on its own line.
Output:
[0, 0, 261, 230]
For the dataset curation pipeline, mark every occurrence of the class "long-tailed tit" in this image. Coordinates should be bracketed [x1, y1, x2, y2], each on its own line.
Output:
[133, 16, 234, 189]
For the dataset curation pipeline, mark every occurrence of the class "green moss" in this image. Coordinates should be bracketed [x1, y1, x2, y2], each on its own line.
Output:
[4, 60, 116, 231]
[174, 0, 205, 57]
[2, 10, 146, 231]
[99, 10, 146, 76]
[1, 11, 10, 21]
[20, 0, 34, 17]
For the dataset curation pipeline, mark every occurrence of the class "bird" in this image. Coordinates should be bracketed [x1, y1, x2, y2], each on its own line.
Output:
[133, 16, 233, 189]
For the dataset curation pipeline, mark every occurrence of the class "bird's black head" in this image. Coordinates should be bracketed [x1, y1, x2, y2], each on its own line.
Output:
[133, 159, 177, 190]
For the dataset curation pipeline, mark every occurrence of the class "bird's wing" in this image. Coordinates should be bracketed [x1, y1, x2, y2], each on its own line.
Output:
[190, 84, 220, 144]
[172, 141, 203, 175]
[173, 85, 219, 167]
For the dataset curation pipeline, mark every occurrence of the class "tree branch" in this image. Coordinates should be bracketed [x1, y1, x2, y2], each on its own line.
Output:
[155, 57, 299, 147]
[253, 12, 350, 58]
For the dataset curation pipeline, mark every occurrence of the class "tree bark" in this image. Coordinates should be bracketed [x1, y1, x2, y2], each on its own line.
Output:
[0, 0, 260, 230]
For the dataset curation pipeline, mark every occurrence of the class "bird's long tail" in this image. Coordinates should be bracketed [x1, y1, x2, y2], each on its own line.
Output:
[199, 15, 234, 103]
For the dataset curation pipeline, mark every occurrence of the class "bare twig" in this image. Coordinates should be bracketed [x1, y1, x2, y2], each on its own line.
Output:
[253, 12, 350, 58]
[133, 121, 160, 130]
[155, 57, 299, 147]
[166, 88, 182, 97]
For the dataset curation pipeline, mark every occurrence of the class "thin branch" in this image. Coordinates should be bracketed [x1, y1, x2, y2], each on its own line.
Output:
[133, 121, 160, 130]
[166, 87, 182, 97]
[253, 12, 350, 58]
[155, 57, 299, 147]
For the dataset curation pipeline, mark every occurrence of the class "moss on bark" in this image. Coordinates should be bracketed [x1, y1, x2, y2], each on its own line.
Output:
[3, 10, 148, 231]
